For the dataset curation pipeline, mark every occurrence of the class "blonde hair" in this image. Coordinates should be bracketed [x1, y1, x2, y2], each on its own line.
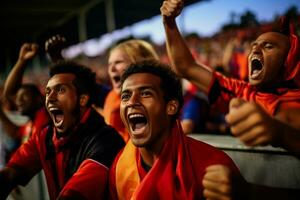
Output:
[110, 39, 159, 63]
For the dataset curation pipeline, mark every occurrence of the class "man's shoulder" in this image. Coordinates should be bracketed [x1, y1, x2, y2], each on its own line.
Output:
[80, 119, 125, 167]
[93, 124, 124, 145]
[214, 71, 250, 89]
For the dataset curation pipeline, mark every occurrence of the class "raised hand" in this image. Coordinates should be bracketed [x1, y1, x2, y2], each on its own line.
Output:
[18, 43, 38, 62]
[160, 0, 184, 19]
[45, 34, 67, 63]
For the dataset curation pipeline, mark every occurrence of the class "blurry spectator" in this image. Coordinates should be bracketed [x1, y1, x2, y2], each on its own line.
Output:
[0, 95, 29, 169]
[180, 79, 209, 134]
[222, 35, 251, 81]
[2, 43, 50, 144]
[161, 0, 300, 154]
[103, 39, 159, 142]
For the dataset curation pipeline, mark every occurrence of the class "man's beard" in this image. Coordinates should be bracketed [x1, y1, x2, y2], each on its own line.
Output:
[72, 99, 82, 125]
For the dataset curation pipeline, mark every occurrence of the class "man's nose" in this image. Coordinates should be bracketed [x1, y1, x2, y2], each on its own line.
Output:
[110, 64, 117, 72]
[252, 45, 262, 54]
[127, 93, 140, 106]
[47, 90, 57, 102]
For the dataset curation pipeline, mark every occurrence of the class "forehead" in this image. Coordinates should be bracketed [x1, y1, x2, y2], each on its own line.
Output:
[46, 73, 76, 88]
[109, 48, 130, 61]
[255, 32, 289, 46]
[18, 87, 31, 94]
[17, 87, 33, 97]
[122, 73, 162, 91]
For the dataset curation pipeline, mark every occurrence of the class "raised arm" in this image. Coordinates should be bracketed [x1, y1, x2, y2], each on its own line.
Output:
[3, 43, 38, 104]
[160, 0, 213, 93]
[45, 34, 67, 63]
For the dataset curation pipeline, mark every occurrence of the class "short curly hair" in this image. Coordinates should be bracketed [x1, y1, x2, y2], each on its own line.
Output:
[49, 61, 97, 106]
[121, 60, 183, 120]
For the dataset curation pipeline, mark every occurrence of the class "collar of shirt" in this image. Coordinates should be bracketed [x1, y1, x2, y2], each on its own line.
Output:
[52, 108, 92, 152]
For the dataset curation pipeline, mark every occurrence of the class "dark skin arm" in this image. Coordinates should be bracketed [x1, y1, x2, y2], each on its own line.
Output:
[161, 0, 213, 93]
[3, 43, 38, 105]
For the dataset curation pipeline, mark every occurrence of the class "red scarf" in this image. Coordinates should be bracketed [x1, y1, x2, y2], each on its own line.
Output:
[115, 121, 201, 200]
[284, 26, 300, 86]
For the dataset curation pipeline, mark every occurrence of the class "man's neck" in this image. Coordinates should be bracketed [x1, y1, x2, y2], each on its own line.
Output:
[139, 148, 159, 167]
[138, 127, 172, 167]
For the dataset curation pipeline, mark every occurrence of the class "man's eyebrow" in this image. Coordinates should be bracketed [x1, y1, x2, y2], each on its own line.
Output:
[137, 86, 151, 90]
[263, 40, 276, 45]
[121, 85, 154, 92]
[251, 39, 276, 46]
[121, 88, 130, 94]
[46, 83, 66, 89]
[250, 41, 257, 46]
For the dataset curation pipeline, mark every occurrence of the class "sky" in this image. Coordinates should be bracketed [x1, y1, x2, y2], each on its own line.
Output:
[132, 0, 300, 43]
[64, 0, 300, 58]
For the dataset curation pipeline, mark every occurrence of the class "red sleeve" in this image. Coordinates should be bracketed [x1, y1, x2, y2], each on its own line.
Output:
[208, 72, 252, 112]
[6, 130, 42, 185]
[59, 159, 109, 200]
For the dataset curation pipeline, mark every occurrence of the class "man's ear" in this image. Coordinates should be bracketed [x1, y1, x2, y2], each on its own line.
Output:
[79, 94, 90, 107]
[166, 100, 179, 116]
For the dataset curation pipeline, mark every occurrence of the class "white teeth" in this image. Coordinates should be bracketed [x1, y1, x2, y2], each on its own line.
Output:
[251, 56, 262, 62]
[128, 113, 144, 119]
[252, 69, 260, 74]
[49, 107, 59, 111]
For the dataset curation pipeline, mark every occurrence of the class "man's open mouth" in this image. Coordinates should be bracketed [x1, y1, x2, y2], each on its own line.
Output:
[128, 113, 148, 132]
[49, 108, 64, 126]
[250, 57, 263, 79]
[113, 75, 121, 83]
[16, 103, 24, 112]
